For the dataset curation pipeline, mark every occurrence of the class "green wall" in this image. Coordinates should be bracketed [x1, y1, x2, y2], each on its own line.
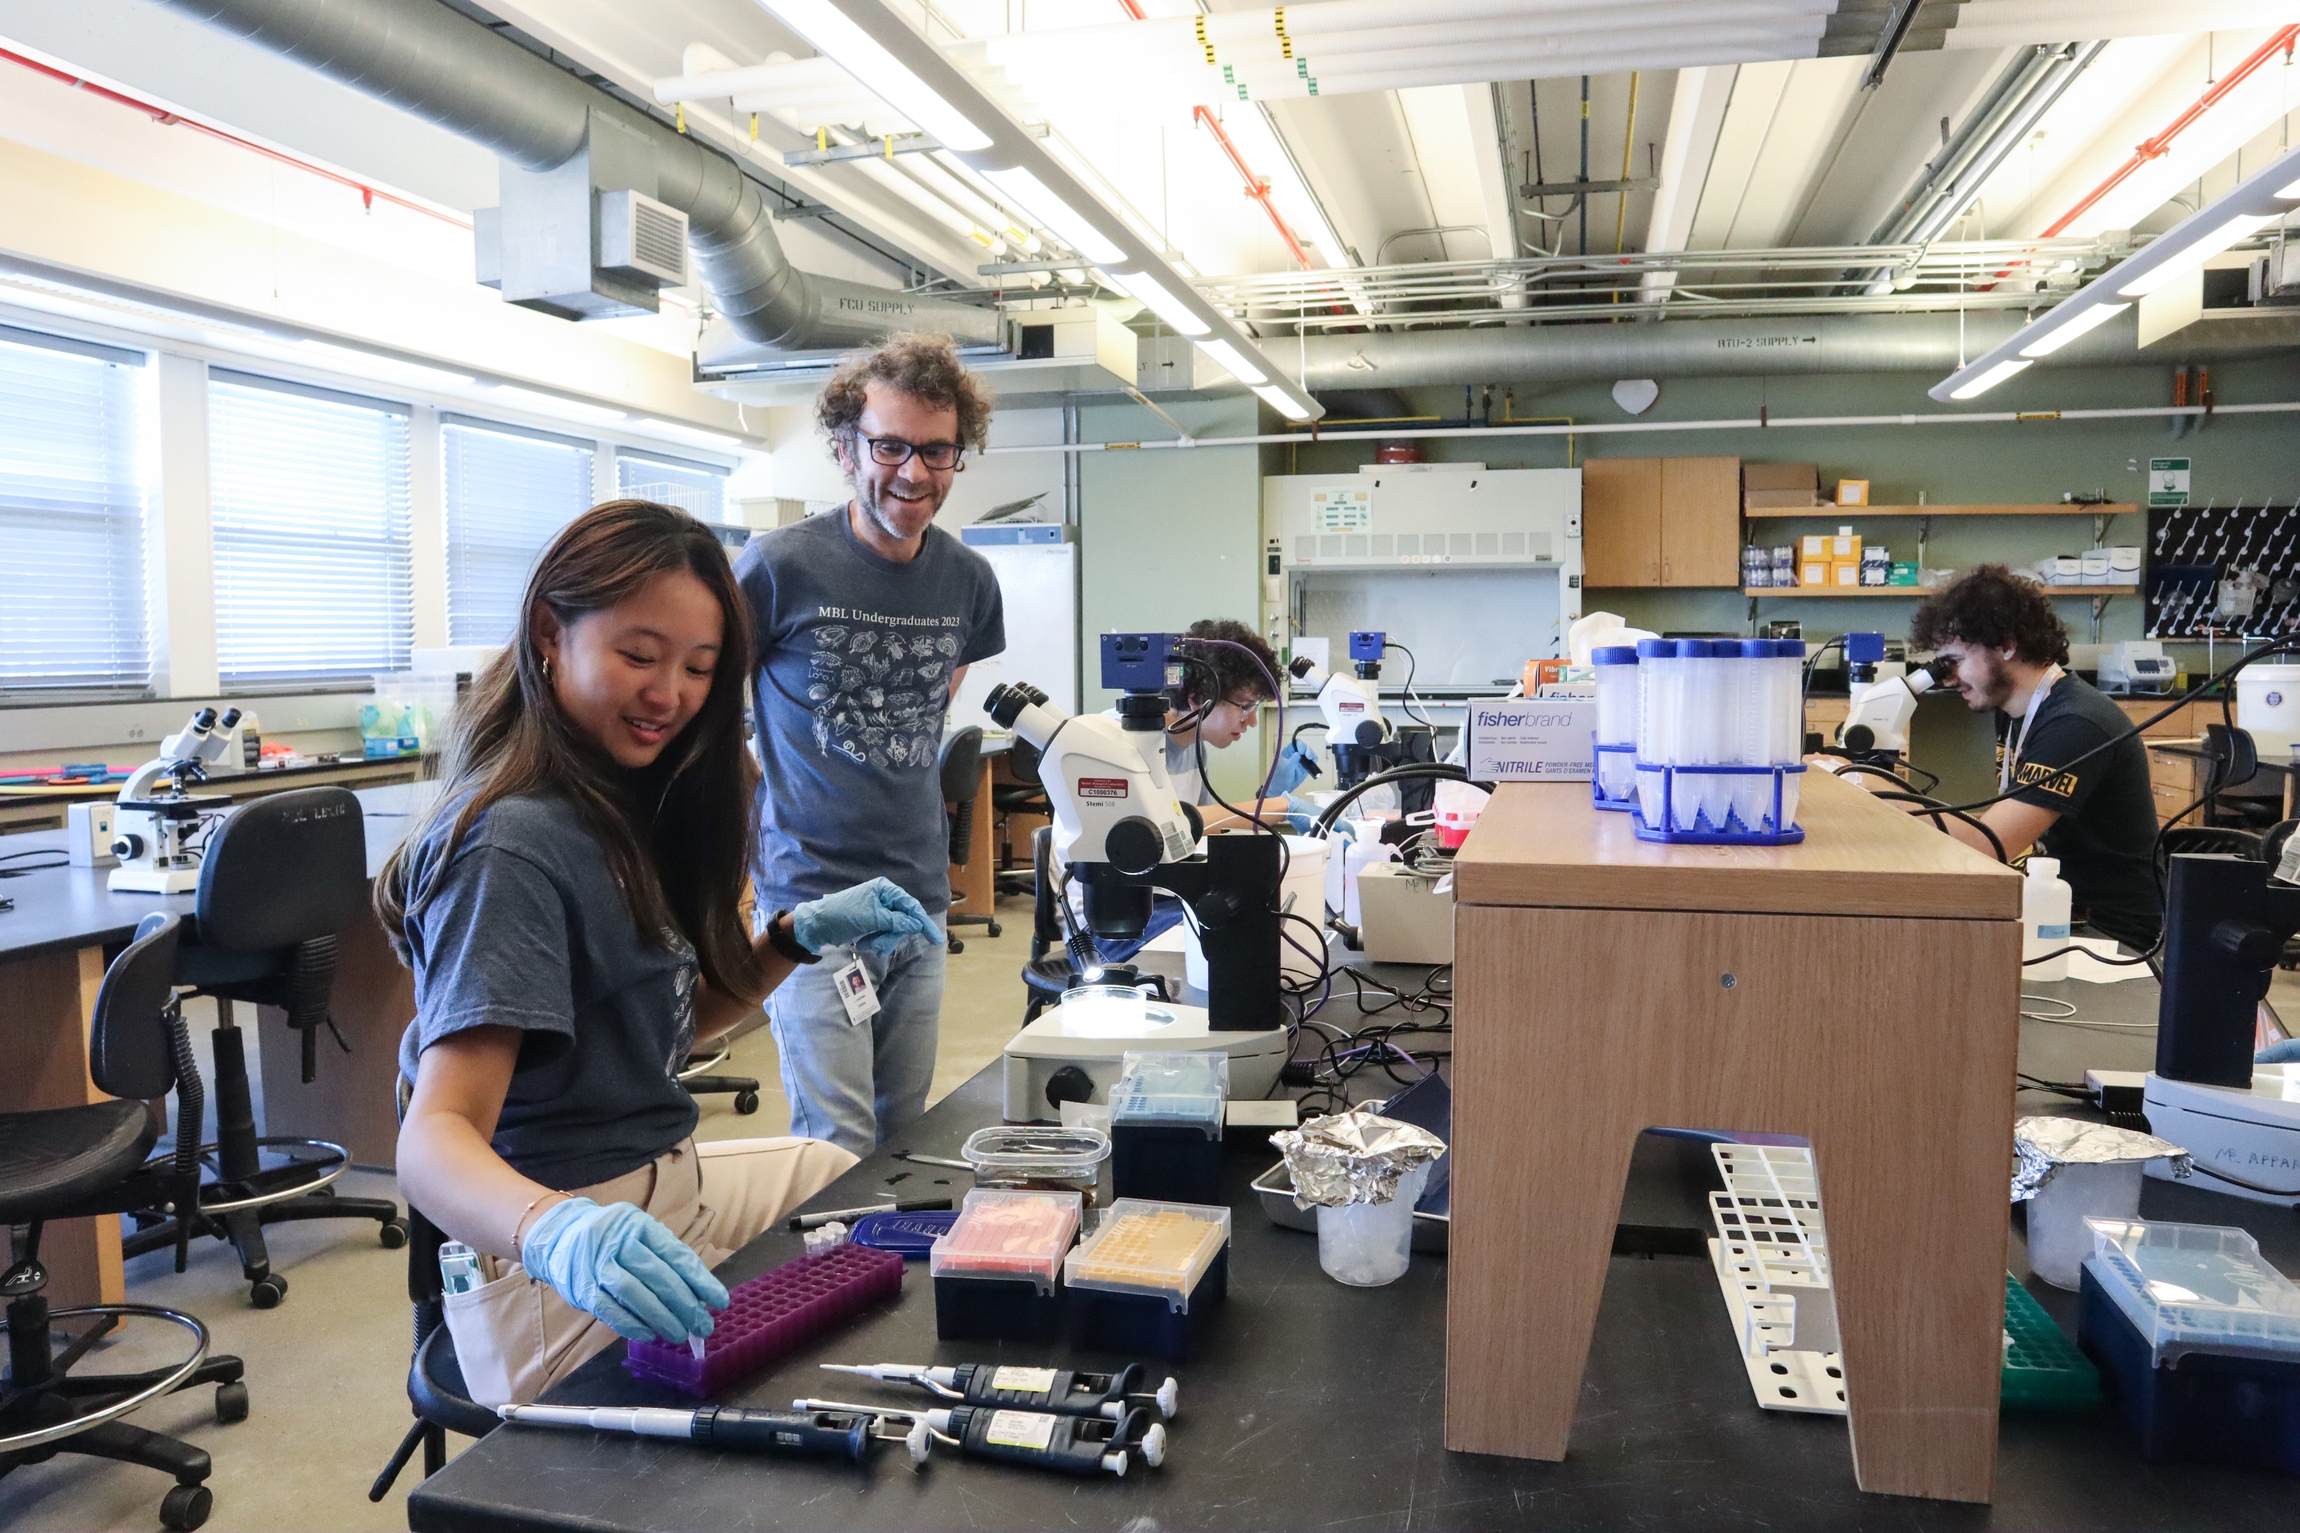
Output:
[1287, 356, 2300, 664]
[1079, 393, 1271, 798]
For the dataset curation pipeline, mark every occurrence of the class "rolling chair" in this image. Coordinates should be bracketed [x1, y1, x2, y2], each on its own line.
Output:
[1020, 826, 1079, 1023]
[1, 913, 248, 1531]
[368, 1080, 498, 1503]
[676, 1044, 761, 1116]
[940, 726, 1000, 954]
[121, 788, 407, 1308]
[993, 737, 1051, 899]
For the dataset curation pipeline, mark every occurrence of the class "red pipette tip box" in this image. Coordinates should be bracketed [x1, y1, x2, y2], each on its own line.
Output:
[624, 1242, 904, 1397]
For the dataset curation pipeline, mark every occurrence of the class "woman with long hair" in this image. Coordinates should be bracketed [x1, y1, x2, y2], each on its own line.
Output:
[380, 500, 936, 1406]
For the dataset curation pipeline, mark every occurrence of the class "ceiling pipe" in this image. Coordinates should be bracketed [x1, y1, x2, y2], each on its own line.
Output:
[1288, 307, 2300, 390]
[152, 0, 1000, 353]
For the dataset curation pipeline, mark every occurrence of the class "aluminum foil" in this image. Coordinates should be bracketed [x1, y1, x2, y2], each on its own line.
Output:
[2011, 1114, 2192, 1201]
[1271, 1108, 1447, 1209]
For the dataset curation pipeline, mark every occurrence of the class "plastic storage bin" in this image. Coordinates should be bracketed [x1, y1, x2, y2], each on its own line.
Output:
[624, 1242, 904, 1397]
[931, 1189, 1082, 1342]
[2076, 1217, 2300, 1470]
[1109, 1054, 1227, 1205]
[1064, 1200, 1230, 1361]
[962, 1125, 1110, 1202]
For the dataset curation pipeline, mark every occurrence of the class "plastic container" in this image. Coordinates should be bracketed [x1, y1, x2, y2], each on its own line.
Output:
[1064, 1200, 1231, 1361]
[1110, 1053, 1228, 1204]
[623, 1243, 904, 1397]
[849, 1209, 957, 1257]
[1315, 1161, 1432, 1288]
[1432, 779, 1490, 848]
[1593, 645, 1640, 809]
[2001, 1273, 2104, 1410]
[2083, 1217, 2300, 1363]
[1633, 639, 1678, 827]
[2080, 1262, 2300, 1471]
[931, 1189, 1082, 1342]
[961, 1125, 1110, 1202]
[2027, 1161, 2142, 1289]
[2237, 664, 2300, 754]
[2023, 857, 2074, 982]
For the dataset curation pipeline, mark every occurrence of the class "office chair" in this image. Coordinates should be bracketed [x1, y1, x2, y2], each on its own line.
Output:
[369, 1080, 498, 1503]
[121, 788, 407, 1308]
[1021, 826, 1078, 1023]
[993, 737, 1051, 898]
[941, 726, 999, 954]
[1, 913, 248, 1531]
[676, 1042, 761, 1116]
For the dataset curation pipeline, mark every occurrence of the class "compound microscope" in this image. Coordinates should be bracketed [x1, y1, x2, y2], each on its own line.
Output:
[108, 708, 245, 894]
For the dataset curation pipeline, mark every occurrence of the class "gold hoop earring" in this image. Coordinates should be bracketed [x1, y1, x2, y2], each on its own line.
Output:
[541, 655, 553, 682]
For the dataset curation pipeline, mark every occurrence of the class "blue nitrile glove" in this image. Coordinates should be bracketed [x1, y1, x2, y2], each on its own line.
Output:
[1265, 740, 1321, 798]
[793, 876, 940, 957]
[2259, 1037, 2300, 1064]
[521, 1197, 727, 1344]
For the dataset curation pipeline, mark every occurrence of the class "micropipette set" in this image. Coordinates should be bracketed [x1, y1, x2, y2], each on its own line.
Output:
[819, 1359, 1179, 1420]
[791, 1396, 1166, 1476]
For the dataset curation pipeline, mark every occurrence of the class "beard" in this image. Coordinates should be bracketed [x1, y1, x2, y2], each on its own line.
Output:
[854, 472, 944, 543]
[1966, 649, 2016, 712]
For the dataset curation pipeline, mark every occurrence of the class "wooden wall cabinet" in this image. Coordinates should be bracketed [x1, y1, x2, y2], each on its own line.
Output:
[1581, 455, 1741, 588]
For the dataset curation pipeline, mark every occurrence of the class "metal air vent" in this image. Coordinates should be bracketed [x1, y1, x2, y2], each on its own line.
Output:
[599, 189, 688, 287]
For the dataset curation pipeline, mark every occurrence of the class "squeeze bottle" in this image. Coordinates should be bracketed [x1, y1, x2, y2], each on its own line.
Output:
[2022, 857, 2073, 982]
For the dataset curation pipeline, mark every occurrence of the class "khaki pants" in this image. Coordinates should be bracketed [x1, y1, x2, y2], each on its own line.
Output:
[441, 1136, 857, 1407]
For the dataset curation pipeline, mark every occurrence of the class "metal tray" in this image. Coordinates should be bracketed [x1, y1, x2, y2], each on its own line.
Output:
[1250, 1161, 1450, 1253]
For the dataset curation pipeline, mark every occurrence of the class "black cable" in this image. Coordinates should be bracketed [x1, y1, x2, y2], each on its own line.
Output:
[1311, 763, 1481, 834]
[1384, 641, 1434, 730]
[1867, 789, 2009, 863]
[0, 848, 69, 877]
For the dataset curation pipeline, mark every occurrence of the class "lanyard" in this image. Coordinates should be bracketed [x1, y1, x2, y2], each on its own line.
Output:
[2000, 665, 2066, 793]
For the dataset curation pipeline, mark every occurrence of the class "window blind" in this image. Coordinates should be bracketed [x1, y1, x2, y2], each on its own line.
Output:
[0, 326, 150, 699]
[617, 447, 728, 522]
[209, 370, 413, 689]
[442, 416, 595, 646]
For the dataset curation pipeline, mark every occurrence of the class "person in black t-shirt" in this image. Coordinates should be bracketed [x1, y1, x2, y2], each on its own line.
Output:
[1907, 565, 2161, 948]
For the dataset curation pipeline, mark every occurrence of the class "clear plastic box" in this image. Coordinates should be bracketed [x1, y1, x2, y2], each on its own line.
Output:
[929, 1189, 1082, 1294]
[1064, 1200, 1230, 1311]
[2084, 1216, 2300, 1364]
[961, 1126, 1109, 1199]
[1108, 1052, 1226, 1135]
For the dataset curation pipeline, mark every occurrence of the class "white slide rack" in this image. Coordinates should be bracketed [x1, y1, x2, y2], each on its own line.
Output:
[1705, 1142, 1847, 1416]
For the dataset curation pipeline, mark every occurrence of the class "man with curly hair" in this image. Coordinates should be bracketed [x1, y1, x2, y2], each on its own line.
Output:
[1908, 563, 2158, 948]
[734, 332, 1005, 1153]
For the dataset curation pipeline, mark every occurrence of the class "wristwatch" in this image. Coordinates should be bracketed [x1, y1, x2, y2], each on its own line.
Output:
[766, 910, 820, 964]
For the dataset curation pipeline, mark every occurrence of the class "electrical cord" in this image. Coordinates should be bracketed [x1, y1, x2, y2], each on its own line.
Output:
[0, 848, 69, 877]
[1868, 789, 2009, 863]
[1384, 641, 1434, 730]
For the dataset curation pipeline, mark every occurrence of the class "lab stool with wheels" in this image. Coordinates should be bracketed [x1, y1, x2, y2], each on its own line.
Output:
[119, 788, 407, 1309]
[1, 913, 248, 1531]
[677, 1041, 761, 1116]
[941, 725, 1000, 953]
[993, 737, 1052, 899]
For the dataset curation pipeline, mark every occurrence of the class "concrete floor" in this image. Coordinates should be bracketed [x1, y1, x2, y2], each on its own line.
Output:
[0, 889, 1036, 1533]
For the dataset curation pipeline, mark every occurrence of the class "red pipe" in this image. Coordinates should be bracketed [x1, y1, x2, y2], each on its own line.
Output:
[2041, 25, 2299, 237]
[0, 44, 471, 229]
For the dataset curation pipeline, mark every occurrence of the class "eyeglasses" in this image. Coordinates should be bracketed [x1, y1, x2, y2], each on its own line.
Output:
[859, 435, 964, 471]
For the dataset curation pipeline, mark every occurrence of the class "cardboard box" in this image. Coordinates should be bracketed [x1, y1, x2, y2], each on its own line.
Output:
[1859, 562, 1889, 586]
[1466, 698, 1595, 781]
[1744, 462, 1819, 510]
[1835, 479, 1871, 506]
[1800, 533, 1828, 559]
[1828, 528, 1862, 561]
[1832, 562, 1860, 588]
[1801, 560, 1830, 587]
[1889, 562, 1920, 586]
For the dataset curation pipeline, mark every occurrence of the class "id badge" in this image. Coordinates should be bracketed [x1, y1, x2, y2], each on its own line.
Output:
[833, 956, 881, 1027]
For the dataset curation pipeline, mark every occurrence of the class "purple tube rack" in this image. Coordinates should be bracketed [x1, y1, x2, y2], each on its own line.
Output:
[623, 1243, 905, 1397]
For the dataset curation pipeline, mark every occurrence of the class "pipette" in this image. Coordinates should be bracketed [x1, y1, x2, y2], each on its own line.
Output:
[820, 1360, 1179, 1420]
[790, 1397, 1163, 1476]
[496, 1403, 880, 1461]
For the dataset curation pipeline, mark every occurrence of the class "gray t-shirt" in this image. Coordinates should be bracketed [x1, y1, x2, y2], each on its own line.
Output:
[395, 792, 700, 1189]
[1100, 707, 1214, 806]
[737, 510, 1005, 916]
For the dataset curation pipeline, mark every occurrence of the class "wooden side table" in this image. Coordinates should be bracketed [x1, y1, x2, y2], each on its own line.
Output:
[1447, 770, 2022, 1502]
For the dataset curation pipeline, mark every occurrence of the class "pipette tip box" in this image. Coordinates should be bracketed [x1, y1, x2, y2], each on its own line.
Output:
[1063, 1199, 1230, 1361]
[1109, 1055, 1227, 1205]
[2075, 1218, 2300, 1471]
[930, 1189, 1082, 1342]
[624, 1242, 904, 1397]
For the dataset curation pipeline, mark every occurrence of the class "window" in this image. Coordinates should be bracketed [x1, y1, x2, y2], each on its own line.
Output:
[617, 447, 728, 522]
[0, 325, 149, 698]
[443, 416, 595, 645]
[208, 371, 413, 689]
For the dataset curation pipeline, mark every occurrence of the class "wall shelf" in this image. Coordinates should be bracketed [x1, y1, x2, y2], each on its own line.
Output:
[1742, 504, 2138, 519]
[1742, 585, 2132, 598]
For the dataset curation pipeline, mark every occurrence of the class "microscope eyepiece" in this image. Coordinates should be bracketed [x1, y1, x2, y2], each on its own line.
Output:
[984, 682, 1044, 727]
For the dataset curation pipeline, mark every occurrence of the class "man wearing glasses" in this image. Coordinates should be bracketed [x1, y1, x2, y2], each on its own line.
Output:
[734, 332, 1005, 1155]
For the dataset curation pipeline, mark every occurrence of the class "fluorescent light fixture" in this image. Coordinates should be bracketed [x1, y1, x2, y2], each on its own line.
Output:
[1193, 338, 1266, 385]
[485, 384, 631, 425]
[2281, 176, 2300, 199]
[2017, 301, 2129, 358]
[759, 0, 992, 151]
[294, 340, 475, 390]
[978, 166, 1124, 264]
[1948, 358, 2032, 400]
[2117, 214, 2277, 297]
[1252, 382, 1317, 421]
[1104, 269, 1210, 336]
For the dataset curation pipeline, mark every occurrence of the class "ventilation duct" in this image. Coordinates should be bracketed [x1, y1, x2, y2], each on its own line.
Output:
[1293, 309, 2300, 392]
[156, 0, 1000, 353]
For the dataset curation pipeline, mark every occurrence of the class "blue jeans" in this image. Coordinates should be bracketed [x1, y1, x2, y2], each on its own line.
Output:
[765, 930, 945, 1157]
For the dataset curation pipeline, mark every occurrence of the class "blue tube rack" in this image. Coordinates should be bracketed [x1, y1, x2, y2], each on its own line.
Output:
[1629, 761, 1806, 846]
[1592, 741, 1638, 811]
